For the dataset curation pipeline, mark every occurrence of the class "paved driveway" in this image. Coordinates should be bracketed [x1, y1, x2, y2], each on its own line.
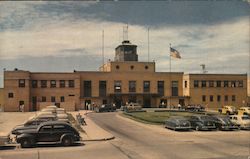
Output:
[89, 112, 250, 159]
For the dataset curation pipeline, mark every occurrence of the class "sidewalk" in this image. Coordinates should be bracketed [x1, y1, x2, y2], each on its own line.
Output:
[70, 111, 115, 142]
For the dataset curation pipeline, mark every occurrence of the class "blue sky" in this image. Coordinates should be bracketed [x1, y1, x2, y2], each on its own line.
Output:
[0, 1, 249, 88]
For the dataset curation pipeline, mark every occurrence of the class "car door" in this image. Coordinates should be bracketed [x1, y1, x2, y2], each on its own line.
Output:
[52, 124, 68, 142]
[37, 125, 54, 142]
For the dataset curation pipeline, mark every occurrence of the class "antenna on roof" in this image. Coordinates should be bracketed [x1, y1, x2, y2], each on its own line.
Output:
[200, 64, 208, 74]
[123, 24, 128, 41]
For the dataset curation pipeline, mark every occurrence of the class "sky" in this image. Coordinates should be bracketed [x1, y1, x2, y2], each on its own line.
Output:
[0, 1, 249, 88]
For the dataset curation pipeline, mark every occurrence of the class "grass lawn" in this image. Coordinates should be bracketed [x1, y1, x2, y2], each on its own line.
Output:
[123, 111, 203, 125]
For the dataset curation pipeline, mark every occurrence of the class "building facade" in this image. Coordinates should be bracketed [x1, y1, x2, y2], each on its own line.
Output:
[3, 40, 249, 111]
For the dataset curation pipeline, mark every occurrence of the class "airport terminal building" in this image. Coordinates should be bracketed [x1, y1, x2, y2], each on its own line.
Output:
[3, 40, 248, 111]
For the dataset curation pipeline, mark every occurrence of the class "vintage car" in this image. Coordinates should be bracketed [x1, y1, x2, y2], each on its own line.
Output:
[229, 115, 250, 130]
[96, 104, 116, 113]
[16, 121, 81, 148]
[218, 106, 236, 115]
[209, 115, 239, 130]
[11, 118, 55, 135]
[165, 116, 192, 131]
[187, 115, 217, 131]
[237, 107, 250, 115]
[124, 103, 142, 112]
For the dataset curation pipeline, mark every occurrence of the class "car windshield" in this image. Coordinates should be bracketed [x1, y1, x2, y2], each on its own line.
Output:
[242, 116, 250, 120]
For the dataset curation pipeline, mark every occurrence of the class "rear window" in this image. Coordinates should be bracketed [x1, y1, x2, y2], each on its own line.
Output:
[40, 125, 52, 132]
[53, 125, 67, 131]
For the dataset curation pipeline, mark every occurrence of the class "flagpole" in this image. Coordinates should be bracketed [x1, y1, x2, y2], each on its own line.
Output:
[169, 43, 171, 109]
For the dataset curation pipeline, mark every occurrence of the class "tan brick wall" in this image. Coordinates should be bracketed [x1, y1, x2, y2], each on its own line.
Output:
[4, 71, 30, 112]
[186, 74, 248, 110]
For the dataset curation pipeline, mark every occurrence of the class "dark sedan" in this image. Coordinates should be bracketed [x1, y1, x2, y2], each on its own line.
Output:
[210, 115, 239, 130]
[188, 115, 217, 131]
[96, 104, 116, 113]
[16, 121, 81, 148]
[12, 118, 55, 135]
[165, 116, 192, 131]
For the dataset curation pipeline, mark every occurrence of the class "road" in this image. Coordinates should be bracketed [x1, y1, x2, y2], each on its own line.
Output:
[89, 112, 250, 159]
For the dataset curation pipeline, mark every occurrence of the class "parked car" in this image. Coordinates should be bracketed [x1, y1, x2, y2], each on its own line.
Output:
[187, 115, 216, 131]
[124, 103, 142, 112]
[31, 114, 57, 121]
[209, 115, 239, 130]
[96, 104, 116, 112]
[229, 115, 250, 130]
[11, 118, 53, 135]
[41, 108, 57, 114]
[56, 108, 66, 114]
[184, 105, 205, 112]
[16, 121, 81, 148]
[237, 107, 250, 115]
[218, 106, 236, 115]
[165, 116, 192, 131]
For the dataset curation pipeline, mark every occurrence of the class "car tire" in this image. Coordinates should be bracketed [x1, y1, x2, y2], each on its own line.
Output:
[62, 136, 72, 146]
[20, 138, 32, 148]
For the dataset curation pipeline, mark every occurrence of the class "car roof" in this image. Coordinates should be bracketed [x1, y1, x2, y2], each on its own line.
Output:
[39, 121, 72, 127]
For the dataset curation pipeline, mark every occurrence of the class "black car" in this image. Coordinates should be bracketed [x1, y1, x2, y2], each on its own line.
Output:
[210, 115, 239, 130]
[96, 104, 116, 112]
[165, 116, 192, 131]
[11, 118, 53, 135]
[16, 121, 81, 148]
[188, 115, 216, 131]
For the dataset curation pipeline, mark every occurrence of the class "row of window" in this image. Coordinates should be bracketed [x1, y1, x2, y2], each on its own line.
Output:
[202, 95, 236, 102]
[18, 79, 75, 88]
[189, 80, 243, 88]
[83, 80, 179, 97]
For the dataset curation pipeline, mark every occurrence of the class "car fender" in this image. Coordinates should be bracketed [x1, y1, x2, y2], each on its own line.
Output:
[60, 133, 74, 142]
[16, 133, 35, 143]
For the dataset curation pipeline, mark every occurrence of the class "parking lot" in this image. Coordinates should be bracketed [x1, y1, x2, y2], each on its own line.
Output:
[1, 111, 250, 159]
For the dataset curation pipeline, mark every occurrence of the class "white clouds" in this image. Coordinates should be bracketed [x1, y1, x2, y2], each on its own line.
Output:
[0, 6, 249, 75]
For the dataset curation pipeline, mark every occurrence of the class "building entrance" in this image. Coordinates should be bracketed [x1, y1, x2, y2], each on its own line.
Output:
[143, 95, 151, 108]
[114, 95, 122, 108]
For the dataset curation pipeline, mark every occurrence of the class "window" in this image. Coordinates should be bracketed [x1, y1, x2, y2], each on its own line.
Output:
[238, 80, 243, 87]
[194, 80, 199, 88]
[143, 81, 150, 92]
[157, 81, 164, 96]
[201, 81, 206, 87]
[69, 80, 75, 88]
[224, 81, 229, 87]
[202, 95, 206, 102]
[224, 95, 228, 102]
[60, 96, 65, 102]
[51, 96, 56, 102]
[40, 125, 52, 132]
[209, 81, 214, 87]
[54, 125, 67, 131]
[8, 93, 14, 98]
[184, 81, 187, 88]
[216, 81, 221, 87]
[171, 81, 178, 96]
[84, 81, 92, 97]
[114, 81, 122, 93]
[129, 81, 136, 92]
[41, 80, 47, 88]
[232, 95, 236, 102]
[42, 96, 46, 102]
[217, 95, 221, 102]
[50, 80, 56, 88]
[32, 80, 38, 88]
[99, 81, 107, 97]
[60, 80, 65, 88]
[231, 81, 236, 87]
[210, 95, 213, 102]
[19, 79, 25, 87]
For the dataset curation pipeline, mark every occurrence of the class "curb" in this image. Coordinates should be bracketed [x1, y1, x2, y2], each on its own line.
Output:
[82, 136, 115, 142]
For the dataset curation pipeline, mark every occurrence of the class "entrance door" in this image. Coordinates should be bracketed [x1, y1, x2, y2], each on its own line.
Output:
[85, 100, 91, 110]
[143, 95, 151, 108]
[114, 95, 122, 108]
[32, 97, 37, 111]
[179, 99, 185, 106]
[19, 101, 24, 111]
